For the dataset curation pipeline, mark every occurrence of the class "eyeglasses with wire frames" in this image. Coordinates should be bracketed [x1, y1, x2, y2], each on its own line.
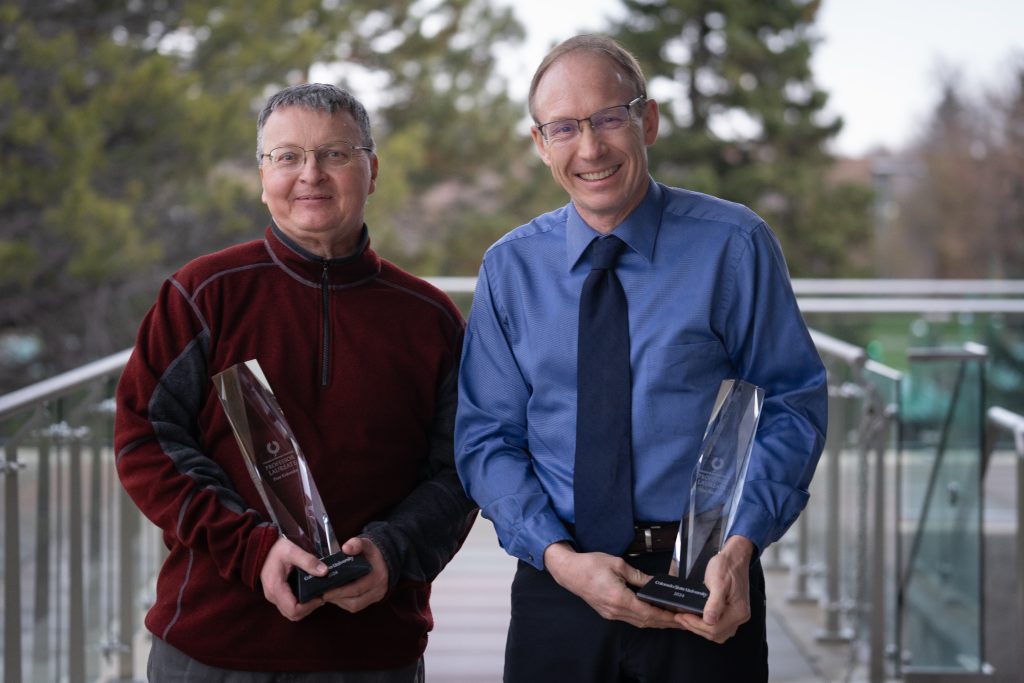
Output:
[535, 96, 646, 145]
[260, 140, 373, 172]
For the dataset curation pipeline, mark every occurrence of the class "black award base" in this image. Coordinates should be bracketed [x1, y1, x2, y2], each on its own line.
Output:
[289, 550, 372, 603]
[636, 574, 709, 615]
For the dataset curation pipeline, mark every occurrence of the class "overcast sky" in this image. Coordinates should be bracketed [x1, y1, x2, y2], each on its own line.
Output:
[497, 0, 1024, 156]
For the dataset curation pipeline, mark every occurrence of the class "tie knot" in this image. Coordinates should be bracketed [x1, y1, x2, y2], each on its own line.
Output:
[590, 235, 625, 271]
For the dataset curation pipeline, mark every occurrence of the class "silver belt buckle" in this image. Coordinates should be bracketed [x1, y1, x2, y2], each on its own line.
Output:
[644, 527, 654, 553]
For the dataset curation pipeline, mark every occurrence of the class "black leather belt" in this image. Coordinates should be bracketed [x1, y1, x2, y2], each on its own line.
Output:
[566, 522, 680, 555]
[624, 523, 680, 555]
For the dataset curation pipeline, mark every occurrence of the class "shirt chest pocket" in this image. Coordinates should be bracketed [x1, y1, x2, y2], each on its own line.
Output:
[641, 341, 731, 437]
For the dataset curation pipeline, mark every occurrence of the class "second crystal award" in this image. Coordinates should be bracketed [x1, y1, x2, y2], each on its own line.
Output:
[636, 379, 764, 614]
[214, 359, 371, 602]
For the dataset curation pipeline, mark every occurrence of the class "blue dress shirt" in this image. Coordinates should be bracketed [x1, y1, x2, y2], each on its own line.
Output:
[455, 179, 828, 569]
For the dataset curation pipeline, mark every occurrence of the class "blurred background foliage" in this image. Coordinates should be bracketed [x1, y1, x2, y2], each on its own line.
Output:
[1, 0, 1022, 393]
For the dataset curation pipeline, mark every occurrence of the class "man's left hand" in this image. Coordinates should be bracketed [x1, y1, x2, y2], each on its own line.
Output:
[259, 536, 326, 621]
[675, 535, 754, 643]
[321, 536, 389, 613]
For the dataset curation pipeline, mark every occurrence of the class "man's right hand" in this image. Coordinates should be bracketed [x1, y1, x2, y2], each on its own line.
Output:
[259, 536, 327, 621]
[542, 541, 684, 629]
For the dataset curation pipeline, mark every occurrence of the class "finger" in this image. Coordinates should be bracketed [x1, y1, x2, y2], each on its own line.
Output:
[702, 591, 725, 626]
[677, 609, 741, 642]
[322, 568, 386, 608]
[288, 598, 324, 621]
[341, 537, 366, 556]
[676, 612, 718, 639]
[603, 584, 684, 630]
[700, 568, 729, 626]
[633, 603, 688, 630]
[325, 578, 371, 602]
[672, 611, 697, 632]
[331, 584, 385, 614]
[274, 540, 328, 578]
[333, 594, 372, 613]
[622, 565, 653, 589]
[269, 585, 321, 621]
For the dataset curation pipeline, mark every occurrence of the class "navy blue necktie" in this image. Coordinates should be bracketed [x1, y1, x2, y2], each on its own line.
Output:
[574, 235, 634, 555]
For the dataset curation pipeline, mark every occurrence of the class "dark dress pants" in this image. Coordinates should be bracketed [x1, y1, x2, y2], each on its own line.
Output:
[504, 551, 768, 683]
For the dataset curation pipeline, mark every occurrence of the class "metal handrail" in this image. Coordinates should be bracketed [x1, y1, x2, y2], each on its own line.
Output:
[809, 329, 868, 368]
[986, 407, 1024, 458]
[792, 279, 1024, 296]
[428, 277, 1024, 298]
[0, 349, 132, 421]
[983, 406, 1024, 682]
[428, 277, 1024, 312]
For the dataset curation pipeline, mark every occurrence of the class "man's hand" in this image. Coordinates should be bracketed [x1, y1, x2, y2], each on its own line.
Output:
[260, 536, 327, 621]
[676, 535, 754, 643]
[543, 542, 684, 629]
[321, 537, 389, 613]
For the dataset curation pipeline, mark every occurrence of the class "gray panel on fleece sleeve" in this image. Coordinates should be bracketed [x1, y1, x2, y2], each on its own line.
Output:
[149, 330, 247, 515]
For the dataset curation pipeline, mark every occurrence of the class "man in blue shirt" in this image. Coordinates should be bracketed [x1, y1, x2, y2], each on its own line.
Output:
[455, 34, 827, 682]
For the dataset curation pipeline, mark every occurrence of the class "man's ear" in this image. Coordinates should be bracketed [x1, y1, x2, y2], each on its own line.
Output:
[367, 153, 379, 195]
[642, 99, 660, 145]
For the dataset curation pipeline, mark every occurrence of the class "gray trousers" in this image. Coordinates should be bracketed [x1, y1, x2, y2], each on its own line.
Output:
[148, 637, 425, 683]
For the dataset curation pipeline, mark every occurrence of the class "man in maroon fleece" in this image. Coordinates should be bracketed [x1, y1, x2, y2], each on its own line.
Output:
[115, 83, 476, 682]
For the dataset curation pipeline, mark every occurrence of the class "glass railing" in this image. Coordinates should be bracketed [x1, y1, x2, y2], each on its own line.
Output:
[1, 350, 164, 683]
[898, 344, 987, 676]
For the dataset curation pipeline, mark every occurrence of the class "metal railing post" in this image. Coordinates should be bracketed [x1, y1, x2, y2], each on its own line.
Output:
[761, 534, 786, 571]
[1018, 423, 1024, 681]
[786, 511, 814, 602]
[114, 481, 141, 678]
[809, 331, 869, 646]
[816, 383, 855, 639]
[3, 442, 24, 683]
[868, 400, 896, 683]
[32, 437, 52, 677]
[68, 427, 88, 683]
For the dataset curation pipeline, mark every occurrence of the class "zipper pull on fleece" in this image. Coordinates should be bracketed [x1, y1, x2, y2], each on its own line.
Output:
[320, 260, 330, 386]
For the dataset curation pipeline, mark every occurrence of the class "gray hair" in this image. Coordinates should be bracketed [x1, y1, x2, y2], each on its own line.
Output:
[256, 83, 375, 164]
[528, 35, 647, 123]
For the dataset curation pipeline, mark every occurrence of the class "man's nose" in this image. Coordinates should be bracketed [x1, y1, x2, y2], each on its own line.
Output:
[576, 122, 605, 157]
[298, 151, 327, 179]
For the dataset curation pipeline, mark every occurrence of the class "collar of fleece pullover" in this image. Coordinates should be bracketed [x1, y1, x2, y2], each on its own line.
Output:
[267, 222, 382, 287]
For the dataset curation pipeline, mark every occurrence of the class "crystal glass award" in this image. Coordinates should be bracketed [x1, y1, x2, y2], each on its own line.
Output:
[213, 359, 370, 602]
[637, 379, 764, 614]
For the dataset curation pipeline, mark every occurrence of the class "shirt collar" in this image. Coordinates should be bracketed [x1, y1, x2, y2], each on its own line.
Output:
[565, 178, 663, 271]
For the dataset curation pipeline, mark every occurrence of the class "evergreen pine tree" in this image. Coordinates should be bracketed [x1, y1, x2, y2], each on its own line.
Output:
[612, 0, 872, 276]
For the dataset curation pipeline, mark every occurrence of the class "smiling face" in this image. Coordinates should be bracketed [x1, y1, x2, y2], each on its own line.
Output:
[530, 51, 659, 233]
[259, 106, 378, 258]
